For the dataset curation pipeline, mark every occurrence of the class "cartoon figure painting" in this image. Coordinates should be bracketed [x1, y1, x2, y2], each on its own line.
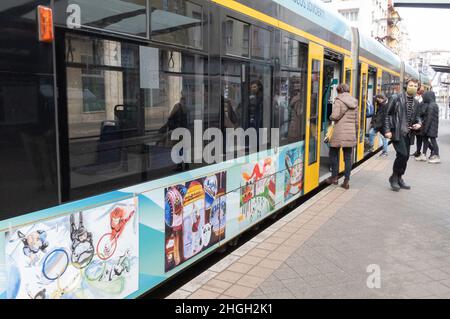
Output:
[240, 156, 277, 224]
[5, 197, 139, 299]
[17, 230, 49, 266]
[97, 205, 135, 261]
[70, 212, 94, 268]
[165, 172, 226, 272]
[281, 144, 304, 201]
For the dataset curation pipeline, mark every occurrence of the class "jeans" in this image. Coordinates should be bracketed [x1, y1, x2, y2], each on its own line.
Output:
[393, 134, 411, 176]
[423, 137, 439, 157]
[330, 147, 353, 180]
[369, 128, 388, 154]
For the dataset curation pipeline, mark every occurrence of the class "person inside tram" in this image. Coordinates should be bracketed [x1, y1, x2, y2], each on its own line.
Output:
[325, 83, 359, 190]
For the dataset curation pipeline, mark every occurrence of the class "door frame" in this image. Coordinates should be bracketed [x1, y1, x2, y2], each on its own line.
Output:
[357, 62, 369, 161]
[304, 42, 324, 194]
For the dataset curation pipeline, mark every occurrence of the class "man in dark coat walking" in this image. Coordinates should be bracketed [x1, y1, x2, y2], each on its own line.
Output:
[384, 79, 422, 192]
[422, 91, 441, 164]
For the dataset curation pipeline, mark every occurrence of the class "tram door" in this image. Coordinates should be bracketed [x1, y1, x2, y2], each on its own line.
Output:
[339, 56, 353, 173]
[357, 63, 369, 162]
[304, 42, 324, 194]
[372, 69, 383, 150]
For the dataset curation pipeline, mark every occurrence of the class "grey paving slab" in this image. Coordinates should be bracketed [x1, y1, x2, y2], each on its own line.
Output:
[249, 120, 450, 299]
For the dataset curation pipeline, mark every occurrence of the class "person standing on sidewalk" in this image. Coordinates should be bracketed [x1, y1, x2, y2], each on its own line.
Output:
[421, 91, 441, 164]
[325, 84, 359, 190]
[369, 94, 389, 157]
[384, 79, 422, 192]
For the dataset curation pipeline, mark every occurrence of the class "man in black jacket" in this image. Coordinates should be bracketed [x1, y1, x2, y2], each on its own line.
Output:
[384, 79, 422, 192]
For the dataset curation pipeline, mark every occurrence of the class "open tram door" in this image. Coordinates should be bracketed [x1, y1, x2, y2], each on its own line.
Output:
[356, 63, 368, 162]
[339, 56, 353, 173]
[372, 68, 383, 150]
[304, 42, 324, 194]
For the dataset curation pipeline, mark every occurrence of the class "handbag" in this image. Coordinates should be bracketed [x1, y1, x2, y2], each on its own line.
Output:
[324, 122, 335, 144]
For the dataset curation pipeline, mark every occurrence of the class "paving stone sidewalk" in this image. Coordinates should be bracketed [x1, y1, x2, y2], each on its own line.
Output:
[168, 120, 450, 299]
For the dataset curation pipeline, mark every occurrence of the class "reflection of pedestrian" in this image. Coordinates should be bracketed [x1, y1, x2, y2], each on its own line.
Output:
[288, 84, 304, 143]
[223, 98, 238, 129]
[249, 80, 263, 129]
[160, 95, 189, 171]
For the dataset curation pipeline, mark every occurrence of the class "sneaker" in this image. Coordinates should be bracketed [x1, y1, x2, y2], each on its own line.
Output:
[416, 154, 427, 162]
[428, 156, 441, 164]
[380, 152, 388, 157]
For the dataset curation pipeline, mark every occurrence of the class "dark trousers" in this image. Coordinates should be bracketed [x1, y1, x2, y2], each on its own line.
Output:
[416, 136, 423, 155]
[423, 137, 439, 157]
[393, 134, 411, 176]
[330, 147, 353, 180]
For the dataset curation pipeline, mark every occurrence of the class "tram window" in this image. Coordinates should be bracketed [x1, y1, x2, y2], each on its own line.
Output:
[55, 0, 148, 37]
[224, 18, 250, 58]
[65, 34, 207, 200]
[251, 26, 271, 61]
[277, 71, 308, 146]
[221, 61, 272, 156]
[309, 60, 321, 165]
[150, 0, 203, 49]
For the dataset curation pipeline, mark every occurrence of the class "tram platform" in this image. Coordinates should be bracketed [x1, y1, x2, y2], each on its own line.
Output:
[167, 120, 450, 299]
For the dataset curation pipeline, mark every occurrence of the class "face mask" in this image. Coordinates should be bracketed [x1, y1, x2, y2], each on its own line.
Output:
[407, 87, 418, 96]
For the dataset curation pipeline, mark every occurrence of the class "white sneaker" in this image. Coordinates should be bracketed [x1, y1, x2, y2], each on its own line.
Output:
[416, 154, 427, 162]
[428, 156, 441, 164]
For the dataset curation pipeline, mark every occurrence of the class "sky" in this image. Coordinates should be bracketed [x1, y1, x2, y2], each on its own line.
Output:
[396, 7, 450, 52]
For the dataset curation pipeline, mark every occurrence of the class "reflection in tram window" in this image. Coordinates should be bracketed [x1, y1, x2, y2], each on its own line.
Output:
[150, 0, 204, 49]
[224, 17, 250, 58]
[65, 35, 207, 200]
[278, 38, 308, 147]
[251, 26, 271, 61]
[54, 0, 148, 37]
[221, 61, 273, 156]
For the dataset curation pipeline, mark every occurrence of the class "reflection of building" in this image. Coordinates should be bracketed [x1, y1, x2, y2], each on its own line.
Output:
[321, 0, 389, 39]
[410, 50, 450, 102]
[320, 0, 410, 59]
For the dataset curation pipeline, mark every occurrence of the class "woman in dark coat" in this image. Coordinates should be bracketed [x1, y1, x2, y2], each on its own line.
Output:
[421, 91, 440, 164]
